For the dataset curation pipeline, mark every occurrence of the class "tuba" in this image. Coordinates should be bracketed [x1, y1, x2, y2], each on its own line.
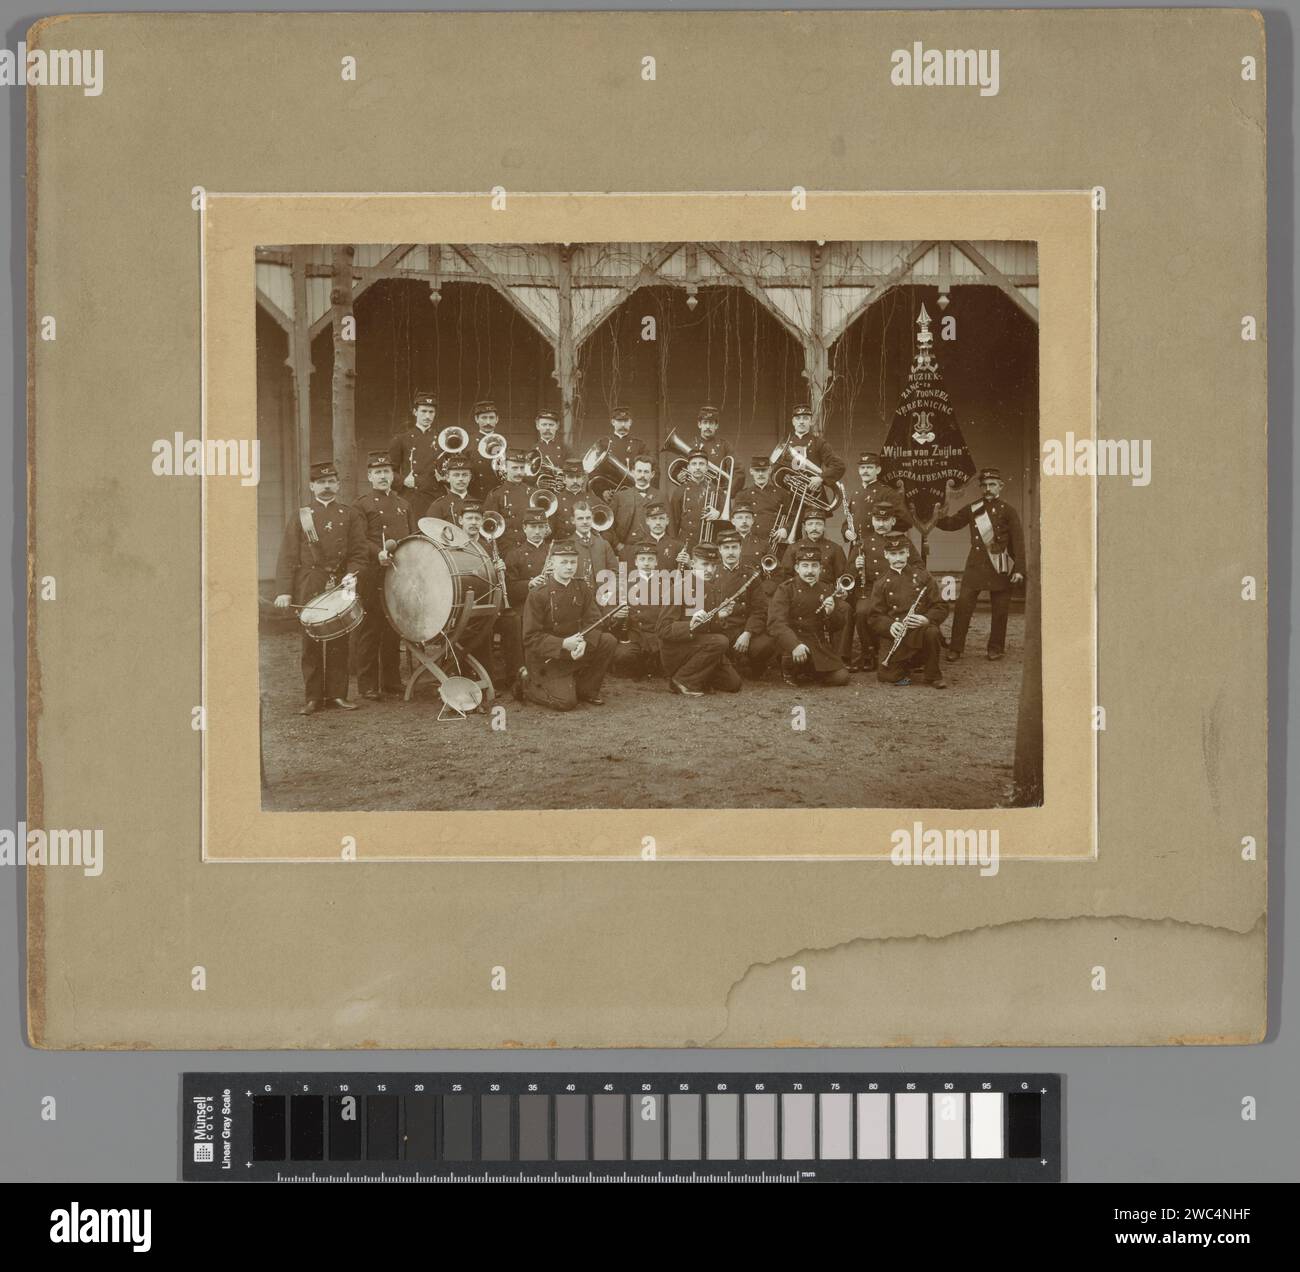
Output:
[581, 439, 636, 501]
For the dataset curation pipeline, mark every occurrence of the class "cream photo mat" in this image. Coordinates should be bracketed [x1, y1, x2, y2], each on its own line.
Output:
[203, 190, 1095, 862]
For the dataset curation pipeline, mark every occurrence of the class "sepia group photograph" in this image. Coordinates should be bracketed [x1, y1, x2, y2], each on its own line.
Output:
[254, 237, 1042, 813]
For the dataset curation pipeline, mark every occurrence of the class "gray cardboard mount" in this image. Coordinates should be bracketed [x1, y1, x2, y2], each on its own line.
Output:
[26, 10, 1266, 1047]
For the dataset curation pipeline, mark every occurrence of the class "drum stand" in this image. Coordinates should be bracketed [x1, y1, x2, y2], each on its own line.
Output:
[400, 589, 496, 717]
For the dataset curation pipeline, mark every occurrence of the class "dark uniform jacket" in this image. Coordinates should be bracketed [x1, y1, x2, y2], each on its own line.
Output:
[531, 436, 570, 472]
[605, 432, 652, 469]
[780, 536, 849, 583]
[503, 540, 554, 609]
[936, 497, 1026, 591]
[462, 435, 503, 502]
[855, 528, 919, 588]
[767, 576, 850, 672]
[846, 480, 912, 538]
[620, 575, 672, 658]
[741, 479, 788, 545]
[620, 533, 686, 572]
[424, 489, 473, 528]
[866, 565, 950, 661]
[274, 499, 369, 605]
[551, 486, 591, 538]
[387, 425, 445, 504]
[485, 480, 535, 552]
[521, 577, 602, 671]
[655, 580, 729, 676]
[670, 478, 714, 545]
[610, 483, 665, 550]
[779, 433, 846, 484]
[734, 533, 770, 575]
[710, 564, 763, 640]
[684, 434, 744, 492]
[573, 531, 619, 594]
[353, 488, 414, 582]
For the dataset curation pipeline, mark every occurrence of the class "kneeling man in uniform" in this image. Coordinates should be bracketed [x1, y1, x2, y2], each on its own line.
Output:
[519, 539, 620, 710]
[867, 534, 949, 688]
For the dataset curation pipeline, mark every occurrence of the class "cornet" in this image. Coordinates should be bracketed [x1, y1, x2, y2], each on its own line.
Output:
[834, 573, 856, 598]
[760, 554, 780, 575]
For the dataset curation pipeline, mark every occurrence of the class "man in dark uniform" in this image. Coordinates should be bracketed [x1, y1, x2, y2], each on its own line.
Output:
[353, 451, 414, 700]
[485, 448, 534, 553]
[850, 506, 919, 671]
[424, 457, 474, 526]
[531, 407, 570, 477]
[463, 398, 507, 499]
[670, 449, 715, 545]
[273, 461, 370, 714]
[728, 498, 767, 573]
[868, 534, 949, 688]
[621, 500, 687, 572]
[610, 455, 663, 553]
[504, 510, 555, 608]
[519, 539, 621, 710]
[779, 510, 850, 582]
[686, 404, 743, 492]
[612, 541, 671, 680]
[387, 390, 444, 521]
[604, 406, 652, 470]
[745, 454, 787, 545]
[936, 467, 1026, 661]
[776, 403, 845, 542]
[572, 501, 619, 594]
[767, 543, 852, 688]
[843, 451, 911, 541]
[657, 543, 741, 696]
[713, 529, 766, 677]
[550, 459, 591, 538]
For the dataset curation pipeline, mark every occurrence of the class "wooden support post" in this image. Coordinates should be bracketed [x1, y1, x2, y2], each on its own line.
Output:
[554, 245, 577, 447]
[288, 246, 315, 497]
[330, 244, 358, 497]
[805, 244, 831, 434]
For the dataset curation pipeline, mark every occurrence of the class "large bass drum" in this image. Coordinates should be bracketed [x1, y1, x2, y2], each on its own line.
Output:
[382, 534, 500, 646]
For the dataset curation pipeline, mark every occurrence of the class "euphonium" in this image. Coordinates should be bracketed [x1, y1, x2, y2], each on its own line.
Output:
[528, 488, 559, 518]
[438, 425, 469, 453]
[525, 450, 564, 491]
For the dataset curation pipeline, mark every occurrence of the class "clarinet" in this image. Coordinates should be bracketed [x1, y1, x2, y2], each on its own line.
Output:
[882, 585, 929, 667]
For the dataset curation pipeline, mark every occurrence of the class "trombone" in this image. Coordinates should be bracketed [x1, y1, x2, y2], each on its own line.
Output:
[700, 455, 734, 543]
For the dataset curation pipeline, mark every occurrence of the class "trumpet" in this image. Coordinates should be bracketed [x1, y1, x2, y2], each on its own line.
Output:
[528, 488, 559, 518]
[760, 554, 780, 575]
[834, 573, 856, 598]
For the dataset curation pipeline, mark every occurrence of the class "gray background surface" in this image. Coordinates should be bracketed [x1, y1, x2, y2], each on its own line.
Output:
[1, 0, 1294, 1182]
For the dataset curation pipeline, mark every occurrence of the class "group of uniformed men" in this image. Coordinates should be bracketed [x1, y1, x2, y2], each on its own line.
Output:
[273, 393, 1026, 714]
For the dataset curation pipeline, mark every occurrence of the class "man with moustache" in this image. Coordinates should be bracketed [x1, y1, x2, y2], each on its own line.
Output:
[766, 544, 852, 688]
[843, 450, 911, 539]
[867, 534, 949, 688]
[777, 403, 845, 540]
[353, 451, 414, 700]
[778, 510, 850, 583]
[611, 541, 672, 680]
[464, 398, 507, 499]
[745, 454, 787, 544]
[485, 448, 535, 553]
[657, 543, 742, 696]
[622, 500, 687, 573]
[936, 467, 1026, 662]
[610, 455, 663, 553]
[686, 404, 742, 490]
[424, 456, 474, 527]
[386, 389, 444, 521]
[531, 407, 570, 474]
[670, 449, 716, 547]
[604, 405, 652, 469]
[850, 506, 918, 672]
[274, 461, 370, 714]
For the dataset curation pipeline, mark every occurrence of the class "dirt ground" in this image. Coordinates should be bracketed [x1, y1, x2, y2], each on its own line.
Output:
[261, 610, 1028, 811]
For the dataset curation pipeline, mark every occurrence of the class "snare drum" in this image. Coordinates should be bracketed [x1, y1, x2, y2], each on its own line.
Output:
[299, 586, 365, 642]
[383, 534, 501, 646]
